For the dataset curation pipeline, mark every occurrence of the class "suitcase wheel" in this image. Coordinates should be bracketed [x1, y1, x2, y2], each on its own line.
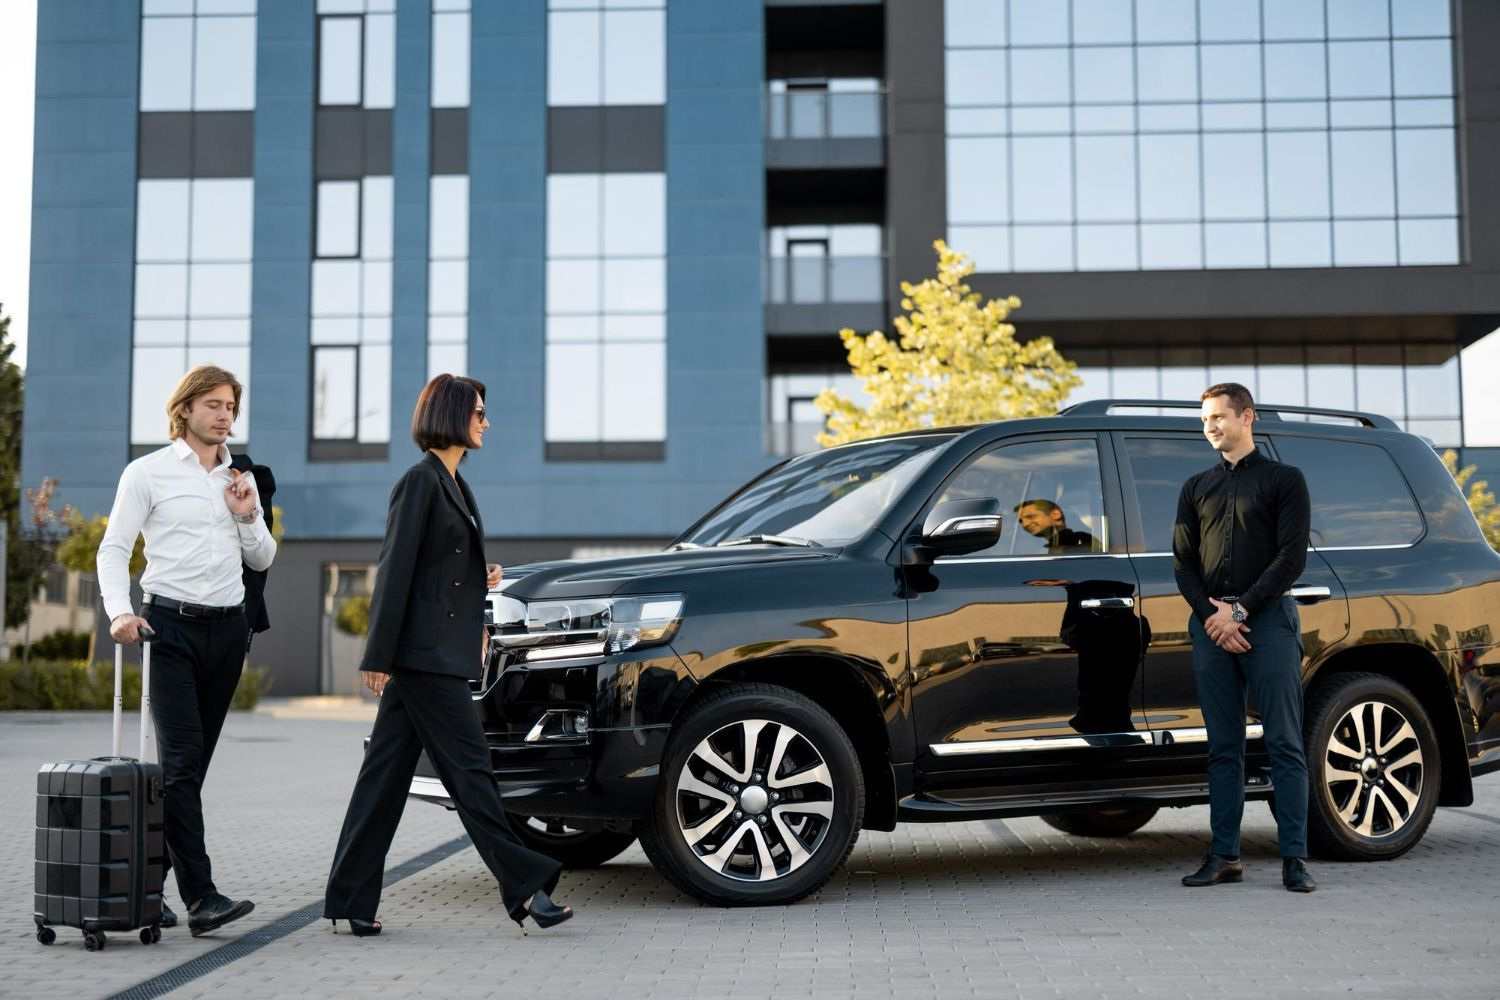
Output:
[140, 926, 161, 945]
[83, 930, 106, 952]
[36, 927, 56, 946]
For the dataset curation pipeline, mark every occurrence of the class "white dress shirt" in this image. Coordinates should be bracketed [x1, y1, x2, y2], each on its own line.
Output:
[98, 438, 277, 623]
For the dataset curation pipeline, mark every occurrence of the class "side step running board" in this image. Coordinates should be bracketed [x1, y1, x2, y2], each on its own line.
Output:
[898, 775, 1273, 823]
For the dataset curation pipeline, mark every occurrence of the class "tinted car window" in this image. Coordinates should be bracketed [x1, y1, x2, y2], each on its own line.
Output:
[1272, 436, 1424, 547]
[937, 438, 1107, 556]
[1120, 436, 1216, 553]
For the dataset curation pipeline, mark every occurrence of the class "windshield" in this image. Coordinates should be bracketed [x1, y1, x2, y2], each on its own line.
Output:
[679, 435, 954, 548]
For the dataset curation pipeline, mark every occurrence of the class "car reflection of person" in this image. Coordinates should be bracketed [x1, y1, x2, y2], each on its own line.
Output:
[1174, 383, 1316, 893]
[323, 375, 574, 937]
[1015, 499, 1096, 552]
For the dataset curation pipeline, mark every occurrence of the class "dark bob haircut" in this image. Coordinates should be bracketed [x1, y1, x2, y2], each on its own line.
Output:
[411, 373, 487, 452]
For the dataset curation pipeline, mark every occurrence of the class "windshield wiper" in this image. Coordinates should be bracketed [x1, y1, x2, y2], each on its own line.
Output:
[716, 534, 821, 548]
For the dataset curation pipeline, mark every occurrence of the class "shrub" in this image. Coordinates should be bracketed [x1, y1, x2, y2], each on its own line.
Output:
[17, 629, 92, 661]
[334, 595, 371, 637]
[0, 660, 273, 712]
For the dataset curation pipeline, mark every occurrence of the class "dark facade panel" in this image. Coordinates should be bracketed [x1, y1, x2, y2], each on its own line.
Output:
[765, 137, 884, 170]
[315, 107, 393, 179]
[138, 111, 253, 178]
[308, 440, 390, 462]
[766, 301, 887, 337]
[545, 441, 667, 462]
[431, 107, 469, 175]
[548, 106, 665, 173]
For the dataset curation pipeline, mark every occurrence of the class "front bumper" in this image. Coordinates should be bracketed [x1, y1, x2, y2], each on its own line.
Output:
[409, 723, 671, 819]
[403, 642, 692, 820]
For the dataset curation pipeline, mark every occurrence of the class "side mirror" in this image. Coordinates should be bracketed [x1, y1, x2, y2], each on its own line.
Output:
[916, 497, 1004, 557]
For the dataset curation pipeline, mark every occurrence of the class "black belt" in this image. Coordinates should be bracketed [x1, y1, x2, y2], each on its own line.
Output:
[144, 594, 246, 620]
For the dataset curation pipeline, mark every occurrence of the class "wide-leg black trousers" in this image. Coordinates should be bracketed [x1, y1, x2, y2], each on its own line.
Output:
[323, 668, 561, 920]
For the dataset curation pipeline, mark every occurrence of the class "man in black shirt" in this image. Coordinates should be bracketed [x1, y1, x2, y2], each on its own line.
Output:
[1173, 383, 1317, 893]
[1015, 499, 1096, 553]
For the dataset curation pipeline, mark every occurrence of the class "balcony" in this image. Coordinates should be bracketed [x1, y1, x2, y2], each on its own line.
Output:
[766, 83, 885, 170]
[766, 253, 887, 335]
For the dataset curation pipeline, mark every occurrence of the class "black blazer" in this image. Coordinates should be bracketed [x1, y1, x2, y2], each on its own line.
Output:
[359, 452, 488, 679]
[229, 454, 275, 634]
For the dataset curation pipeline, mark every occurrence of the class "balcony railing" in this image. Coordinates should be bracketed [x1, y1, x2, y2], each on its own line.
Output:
[766, 89, 885, 140]
[766, 255, 885, 305]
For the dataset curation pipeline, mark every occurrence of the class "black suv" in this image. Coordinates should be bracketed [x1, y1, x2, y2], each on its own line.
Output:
[408, 400, 1500, 906]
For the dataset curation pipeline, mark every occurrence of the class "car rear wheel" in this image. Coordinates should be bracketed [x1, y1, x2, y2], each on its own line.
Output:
[1305, 672, 1441, 861]
[510, 815, 638, 869]
[637, 683, 864, 906]
[1039, 808, 1159, 838]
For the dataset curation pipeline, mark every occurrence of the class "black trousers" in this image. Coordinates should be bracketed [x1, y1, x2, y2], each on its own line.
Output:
[141, 605, 249, 907]
[1188, 597, 1310, 858]
[323, 669, 562, 920]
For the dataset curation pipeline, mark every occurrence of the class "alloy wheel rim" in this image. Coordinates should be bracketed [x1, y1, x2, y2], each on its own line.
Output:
[675, 718, 836, 882]
[1323, 699, 1424, 839]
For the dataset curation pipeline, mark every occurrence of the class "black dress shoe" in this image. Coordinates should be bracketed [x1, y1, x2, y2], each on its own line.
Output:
[188, 892, 256, 937]
[1282, 857, 1317, 893]
[1181, 853, 1244, 887]
[159, 904, 177, 929]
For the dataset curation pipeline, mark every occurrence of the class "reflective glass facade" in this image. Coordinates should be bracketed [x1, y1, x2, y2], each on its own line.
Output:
[429, 0, 471, 378]
[132, 0, 258, 447]
[944, 0, 1461, 272]
[544, 0, 667, 459]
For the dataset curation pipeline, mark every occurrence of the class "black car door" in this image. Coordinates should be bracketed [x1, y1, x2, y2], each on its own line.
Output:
[1114, 432, 1349, 773]
[906, 433, 1154, 793]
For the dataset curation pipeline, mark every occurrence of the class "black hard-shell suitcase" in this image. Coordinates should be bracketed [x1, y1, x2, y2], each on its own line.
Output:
[33, 633, 167, 950]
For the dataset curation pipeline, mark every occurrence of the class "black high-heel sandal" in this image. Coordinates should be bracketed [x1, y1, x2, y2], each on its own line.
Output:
[509, 888, 573, 935]
[330, 918, 382, 937]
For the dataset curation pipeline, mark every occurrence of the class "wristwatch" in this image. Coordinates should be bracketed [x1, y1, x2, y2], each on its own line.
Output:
[233, 509, 260, 525]
[1230, 602, 1248, 623]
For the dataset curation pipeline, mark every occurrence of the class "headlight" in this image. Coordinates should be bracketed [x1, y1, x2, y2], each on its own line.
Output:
[495, 594, 686, 661]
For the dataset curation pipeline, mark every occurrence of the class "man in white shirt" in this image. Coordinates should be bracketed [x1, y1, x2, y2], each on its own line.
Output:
[98, 364, 276, 936]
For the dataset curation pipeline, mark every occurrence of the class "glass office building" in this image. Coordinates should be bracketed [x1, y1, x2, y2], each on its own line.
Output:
[23, 0, 1500, 692]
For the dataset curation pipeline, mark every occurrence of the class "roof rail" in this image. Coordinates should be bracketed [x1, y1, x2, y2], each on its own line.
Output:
[1058, 398, 1400, 431]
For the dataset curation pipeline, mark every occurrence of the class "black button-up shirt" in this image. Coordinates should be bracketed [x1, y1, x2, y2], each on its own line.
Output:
[1172, 446, 1311, 622]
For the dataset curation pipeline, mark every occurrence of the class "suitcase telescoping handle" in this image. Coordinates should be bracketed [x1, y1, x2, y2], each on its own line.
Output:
[112, 626, 155, 759]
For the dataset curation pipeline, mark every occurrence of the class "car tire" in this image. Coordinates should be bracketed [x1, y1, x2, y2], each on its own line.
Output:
[1305, 671, 1441, 861]
[636, 682, 864, 906]
[1039, 808, 1158, 838]
[510, 815, 638, 869]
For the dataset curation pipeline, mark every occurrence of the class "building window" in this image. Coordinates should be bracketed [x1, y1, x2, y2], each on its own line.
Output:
[133, 4, 257, 450]
[766, 369, 870, 455]
[766, 225, 884, 305]
[429, 1, 470, 378]
[545, 173, 667, 453]
[545, 0, 667, 461]
[311, 177, 393, 446]
[312, 0, 395, 460]
[548, 0, 666, 107]
[943, 0, 1460, 272]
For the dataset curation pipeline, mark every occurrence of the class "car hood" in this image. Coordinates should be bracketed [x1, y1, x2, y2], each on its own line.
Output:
[496, 546, 837, 601]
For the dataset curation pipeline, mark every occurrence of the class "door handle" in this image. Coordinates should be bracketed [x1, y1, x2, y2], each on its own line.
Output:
[1289, 585, 1331, 603]
[1080, 596, 1135, 609]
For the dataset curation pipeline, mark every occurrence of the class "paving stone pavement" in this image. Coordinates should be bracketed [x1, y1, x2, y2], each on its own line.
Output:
[3, 710, 1498, 999]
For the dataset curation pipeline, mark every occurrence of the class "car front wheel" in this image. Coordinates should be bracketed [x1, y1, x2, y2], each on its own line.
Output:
[1305, 672, 1441, 861]
[637, 683, 864, 906]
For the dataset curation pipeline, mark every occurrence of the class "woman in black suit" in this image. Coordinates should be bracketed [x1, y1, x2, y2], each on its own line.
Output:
[324, 374, 572, 936]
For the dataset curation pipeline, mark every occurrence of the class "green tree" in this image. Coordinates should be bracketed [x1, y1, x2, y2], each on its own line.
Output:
[1441, 450, 1500, 553]
[1, 303, 32, 629]
[815, 241, 1081, 447]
